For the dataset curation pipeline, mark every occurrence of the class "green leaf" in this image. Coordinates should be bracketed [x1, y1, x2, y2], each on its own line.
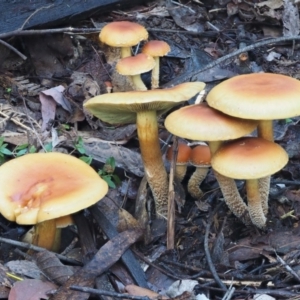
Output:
[16, 149, 28, 156]
[79, 155, 92, 165]
[15, 143, 29, 151]
[106, 157, 116, 169]
[44, 143, 53, 152]
[0, 137, 4, 147]
[102, 175, 116, 188]
[112, 174, 121, 186]
[29, 145, 37, 153]
[0, 147, 12, 156]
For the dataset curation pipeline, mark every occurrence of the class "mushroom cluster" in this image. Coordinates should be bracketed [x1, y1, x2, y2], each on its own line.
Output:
[165, 73, 300, 228]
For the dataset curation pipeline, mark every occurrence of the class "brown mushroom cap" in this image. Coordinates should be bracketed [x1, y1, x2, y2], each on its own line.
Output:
[0, 153, 108, 224]
[207, 73, 300, 120]
[142, 40, 171, 57]
[165, 103, 257, 141]
[116, 53, 156, 76]
[166, 143, 191, 165]
[99, 21, 148, 47]
[190, 145, 211, 167]
[211, 137, 288, 180]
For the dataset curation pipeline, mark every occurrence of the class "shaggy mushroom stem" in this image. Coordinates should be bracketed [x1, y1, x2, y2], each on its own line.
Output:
[246, 179, 266, 228]
[209, 141, 250, 225]
[132, 75, 147, 91]
[136, 111, 169, 218]
[188, 167, 209, 199]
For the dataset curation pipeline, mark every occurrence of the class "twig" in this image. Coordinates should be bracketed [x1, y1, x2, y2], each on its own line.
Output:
[163, 35, 300, 87]
[19, 5, 54, 30]
[167, 136, 177, 250]
[0, 39, 27, 60]
[204, 203, 227, 291]
[0, 110, 32, 132]
[222, 284, 235, 300]
[70, 285, 151, 300]
[275, 252, 300, 283]
[0, 236, 82, 265]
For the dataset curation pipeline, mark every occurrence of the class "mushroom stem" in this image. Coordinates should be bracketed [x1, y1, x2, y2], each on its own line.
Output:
[188, 167, 209, 199]
[258, 176, 271, 216]
[151, 57, 160, 89]
[175, 165, 188, 182]
[258, 120, 273, 142]
[121, 47, 132, 58]
[33, 219, 57, 250]
[136, 110, 169, 218]
[257, 120, 273, 218]
[246, 179, 266, 228]
[209, 141, 250, 224]
[131, 75, 147, 91]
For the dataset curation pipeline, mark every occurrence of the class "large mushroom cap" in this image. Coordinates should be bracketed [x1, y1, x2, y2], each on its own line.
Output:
[207, 73, 300, 120]
[84, 82, 206, 124]
[165, 103, 257, 141]
[212, 137, 288, 180]
[0, 153, 108, 224]
[99, 21, 148, 47]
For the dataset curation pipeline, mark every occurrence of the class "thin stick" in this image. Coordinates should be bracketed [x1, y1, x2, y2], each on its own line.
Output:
[163, 35, 300, 87]
[167, 136, 177, 250]
[0, 39, 27, 60]
[70, 286, 151, 300]
[0, 110, 32, 132]
[0, 236, 82, 265]
[204, 203, 227, 291]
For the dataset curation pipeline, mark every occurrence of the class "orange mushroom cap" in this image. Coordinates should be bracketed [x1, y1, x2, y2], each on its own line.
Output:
[142, 40, 171, 57]
[166, 143, 191, 165]
[190, 145, 211, 167]
[0, 153, 108, 225]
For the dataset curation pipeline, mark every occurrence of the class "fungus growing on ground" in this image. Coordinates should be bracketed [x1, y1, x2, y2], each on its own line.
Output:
[207, 73, 300, 215]
[84, 82, 206, 218]
[212, 137, 288, 228]
[166, 142, 191, 182]
[187, 145, 211, 199]
[0, 152, 108, 250]
[100, 21, 148, 58]
[165, 103, 258, 224]
[116, 53, 156, 91]
[142, 40, 171, 89]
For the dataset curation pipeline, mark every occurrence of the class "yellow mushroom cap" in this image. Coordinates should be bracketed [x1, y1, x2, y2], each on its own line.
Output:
[165, 103, 258, 141]
[211, 137, 288, 180]
[116, 53, 156, 76]
[190, 145, 211, 167]
[84, 82, 206, 124]
[99, 21, 148, 47]
[207, 73, 300, 120]
[166, 143, 191, 165]
[0, 153, 108, 224]
[142, 40, 171, 57]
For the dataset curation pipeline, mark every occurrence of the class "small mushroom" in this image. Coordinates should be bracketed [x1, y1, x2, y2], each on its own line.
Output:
[0, 152, 108, 250]
[84, 82, 205, 218]
[187, 145, 211, 199]
[165, 103, 258, 224]
[116, 53, 156, 91]
[100, 21, 148, 58]
[142, 40, 171, 89]
[166, 142, 191, 182]
[212, 137, 288, 228]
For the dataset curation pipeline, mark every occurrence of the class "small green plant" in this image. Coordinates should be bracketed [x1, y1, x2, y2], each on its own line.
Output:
[74, 137, 92, 164]
[98, 157, 121, 188]
[13, 143, 37, 157]
[0, 137, 12, 164]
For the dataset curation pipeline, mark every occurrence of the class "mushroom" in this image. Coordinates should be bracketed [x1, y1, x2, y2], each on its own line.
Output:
[84, 82, 206, 218]
[165, 103, 258, 224]
[212, 137, 288, 228]
[187, 145, 211, 199]
[116, 53, 156, 91]
[166, 142, 191, 182]
[100, 21, 148, 58]
[0, 152, 108, 250]
[207, 73, 300, 215]
[141, 40, 171, 89]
